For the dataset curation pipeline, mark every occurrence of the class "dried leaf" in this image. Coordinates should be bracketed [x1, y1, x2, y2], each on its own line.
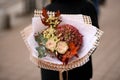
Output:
[55, 10, 60, 17]
[42, 8, 48, 18]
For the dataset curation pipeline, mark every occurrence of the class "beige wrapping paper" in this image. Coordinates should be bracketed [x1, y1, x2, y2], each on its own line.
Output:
[21, 11, 103, 80]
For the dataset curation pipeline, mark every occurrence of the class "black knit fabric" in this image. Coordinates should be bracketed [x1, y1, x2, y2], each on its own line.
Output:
[41, 0, 99, 80]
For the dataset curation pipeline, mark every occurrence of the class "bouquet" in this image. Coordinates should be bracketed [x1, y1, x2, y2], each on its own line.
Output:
[21, 8, 103, 72]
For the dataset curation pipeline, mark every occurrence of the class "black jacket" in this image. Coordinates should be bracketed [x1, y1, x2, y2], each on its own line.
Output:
[41, 0, 99, 80]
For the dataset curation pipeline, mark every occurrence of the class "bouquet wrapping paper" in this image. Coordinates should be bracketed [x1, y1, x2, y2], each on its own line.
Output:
[21, 13, 103, 80]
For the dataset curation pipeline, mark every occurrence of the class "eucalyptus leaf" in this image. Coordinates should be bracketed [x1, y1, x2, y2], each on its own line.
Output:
[36, 45, 47, 58]
[35, 32, 48, 45]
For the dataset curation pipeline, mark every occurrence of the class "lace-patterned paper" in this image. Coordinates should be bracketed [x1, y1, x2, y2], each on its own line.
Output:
[21, 10, 103, 80]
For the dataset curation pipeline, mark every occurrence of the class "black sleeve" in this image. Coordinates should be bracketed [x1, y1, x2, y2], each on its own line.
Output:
[82, 1, 99, 28]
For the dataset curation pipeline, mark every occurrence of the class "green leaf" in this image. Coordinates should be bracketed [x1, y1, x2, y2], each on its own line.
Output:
[35, 32, 48, 45]
[36, 45, 47, 58]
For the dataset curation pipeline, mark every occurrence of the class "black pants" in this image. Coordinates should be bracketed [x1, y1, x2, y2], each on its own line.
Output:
[41, 57, 92, 80]
[41, 69, 90, 80]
